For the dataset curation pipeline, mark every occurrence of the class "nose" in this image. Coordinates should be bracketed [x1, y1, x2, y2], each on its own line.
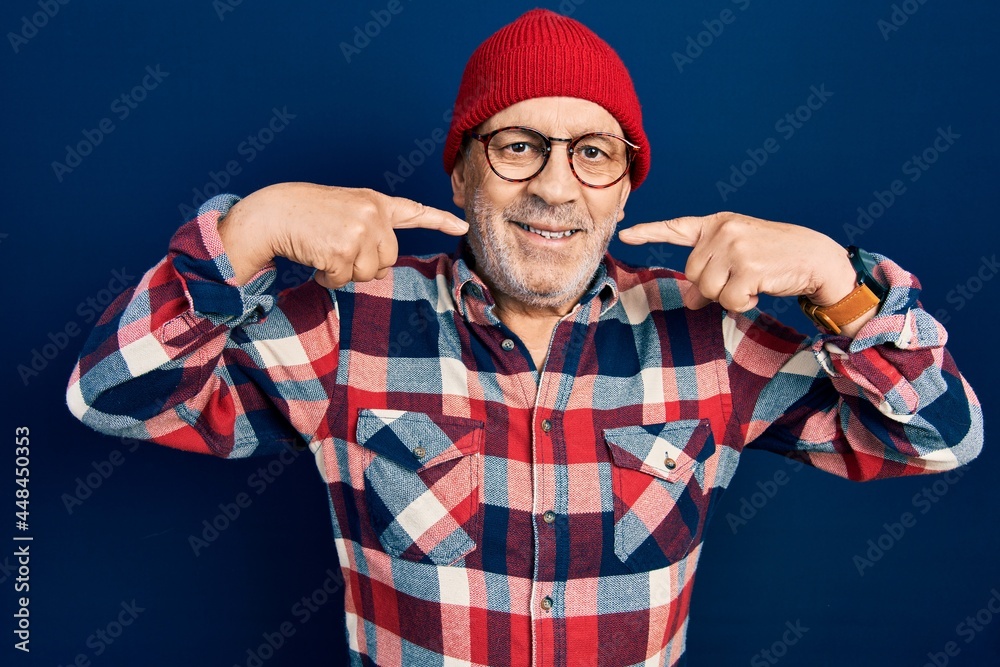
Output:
[525, 140, 582, 207]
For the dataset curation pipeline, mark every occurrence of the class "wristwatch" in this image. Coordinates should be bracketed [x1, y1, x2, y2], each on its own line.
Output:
[798, 246, 888, 334]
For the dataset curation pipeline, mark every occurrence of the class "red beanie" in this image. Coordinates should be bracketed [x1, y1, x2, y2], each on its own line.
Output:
[443, 9, 650, 189]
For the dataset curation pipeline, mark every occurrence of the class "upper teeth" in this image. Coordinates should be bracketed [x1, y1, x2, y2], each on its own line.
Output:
[518, 223, 577, 239]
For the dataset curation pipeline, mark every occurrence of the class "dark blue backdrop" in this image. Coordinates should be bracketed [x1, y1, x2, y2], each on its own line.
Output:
[3, 1, 998, 665]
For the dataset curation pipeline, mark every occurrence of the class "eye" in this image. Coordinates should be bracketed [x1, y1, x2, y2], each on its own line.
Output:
[578, 145, 607, 160]
[575, 144, 611, 163]
[494, 140, 545, 162]
[490, 129, 546, 160]
[573, 134, 628, 167]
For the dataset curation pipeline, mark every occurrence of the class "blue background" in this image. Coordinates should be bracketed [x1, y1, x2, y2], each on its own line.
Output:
[2, 1, 998, 665]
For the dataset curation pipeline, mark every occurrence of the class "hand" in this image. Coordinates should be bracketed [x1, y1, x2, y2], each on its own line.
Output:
[218, 182, 468, 287]
[618, 211, 858, 313]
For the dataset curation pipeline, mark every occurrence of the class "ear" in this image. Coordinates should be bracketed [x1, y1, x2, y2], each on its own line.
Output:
[615, 177, 632, 222]
[451, 151, 470, 209]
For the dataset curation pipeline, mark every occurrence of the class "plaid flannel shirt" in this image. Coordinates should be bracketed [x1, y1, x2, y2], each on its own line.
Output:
[67, 194, 982, 667]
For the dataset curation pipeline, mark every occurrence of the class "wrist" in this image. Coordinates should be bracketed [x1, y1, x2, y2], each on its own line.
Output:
[799, 246, 886, 335]
[805, 242, 859, 307]
[218, 191, 278, 285]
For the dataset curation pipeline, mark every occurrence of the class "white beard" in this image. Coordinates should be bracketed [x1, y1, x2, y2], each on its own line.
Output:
[465, 188, 620, 310]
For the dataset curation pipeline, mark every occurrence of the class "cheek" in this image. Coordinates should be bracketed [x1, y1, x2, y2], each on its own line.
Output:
[586, 196, 624, 230]
[477, 181, 530, 217]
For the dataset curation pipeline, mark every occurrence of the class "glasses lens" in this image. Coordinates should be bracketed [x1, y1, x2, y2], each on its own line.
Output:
[571, 134, 632, 187]
[486, 128, 548, 181]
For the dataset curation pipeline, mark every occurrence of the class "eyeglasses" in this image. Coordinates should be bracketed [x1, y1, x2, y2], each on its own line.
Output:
[465, 126, 640, 189]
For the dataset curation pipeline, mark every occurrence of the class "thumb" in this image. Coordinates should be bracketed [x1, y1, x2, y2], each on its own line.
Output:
[387, 196, 469, 236]
[619, 216, 705, 247]
[680, 281, 713, 310]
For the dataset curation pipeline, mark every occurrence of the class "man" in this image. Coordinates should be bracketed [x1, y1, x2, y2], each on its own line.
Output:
[67, 9, 982, 666]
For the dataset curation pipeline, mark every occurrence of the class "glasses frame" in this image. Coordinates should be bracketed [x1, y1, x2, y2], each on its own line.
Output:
[465, 125, 640, 189]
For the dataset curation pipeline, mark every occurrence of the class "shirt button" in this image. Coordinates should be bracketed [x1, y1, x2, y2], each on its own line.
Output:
[543, 510, 556, 524]
[664, 457, 676, 470]
[541, 419, 552, 433]
[501, 338, 515, 351]
[413, 446, 427, 458]
[540, 596, 553, 611]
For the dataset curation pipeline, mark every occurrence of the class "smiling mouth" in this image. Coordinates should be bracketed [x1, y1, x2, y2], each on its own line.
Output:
[513, 221, 581, 239]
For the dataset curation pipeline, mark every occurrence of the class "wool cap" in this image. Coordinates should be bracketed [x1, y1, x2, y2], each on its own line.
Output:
[443, 9, 650, 189]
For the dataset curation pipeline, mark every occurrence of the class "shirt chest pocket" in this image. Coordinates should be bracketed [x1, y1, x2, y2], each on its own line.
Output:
[356, 409, 485, 566]
[604, 419, 716, 572]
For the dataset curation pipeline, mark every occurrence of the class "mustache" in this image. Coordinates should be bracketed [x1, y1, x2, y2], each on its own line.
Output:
[502, 197, 592, 229]
[474, 191, 593, 230]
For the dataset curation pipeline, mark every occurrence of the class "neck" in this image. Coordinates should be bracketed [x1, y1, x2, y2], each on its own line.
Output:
[489, 287, 584, 371]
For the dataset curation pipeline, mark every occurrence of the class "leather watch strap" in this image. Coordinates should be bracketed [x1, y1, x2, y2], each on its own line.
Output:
[798, 283, 880, 334]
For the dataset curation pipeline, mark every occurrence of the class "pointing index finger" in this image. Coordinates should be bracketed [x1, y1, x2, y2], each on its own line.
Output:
[388, 196, 469, 236]
[618, 216, 706, 247]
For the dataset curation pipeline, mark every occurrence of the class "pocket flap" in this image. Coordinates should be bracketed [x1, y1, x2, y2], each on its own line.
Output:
[604, 419, 714, 482]
[356, 409, 484, 472]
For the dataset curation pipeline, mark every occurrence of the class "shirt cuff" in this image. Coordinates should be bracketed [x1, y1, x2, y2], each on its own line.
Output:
[812, 252, 947, 358]
[809, 254, 951, 416]
[169, 193, 277, 327]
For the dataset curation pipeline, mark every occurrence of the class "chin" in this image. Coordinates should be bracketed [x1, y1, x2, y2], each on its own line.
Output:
[494, 265, 598, 309]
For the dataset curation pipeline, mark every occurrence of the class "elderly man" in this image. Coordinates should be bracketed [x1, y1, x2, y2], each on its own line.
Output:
[68, 9, 981, 667]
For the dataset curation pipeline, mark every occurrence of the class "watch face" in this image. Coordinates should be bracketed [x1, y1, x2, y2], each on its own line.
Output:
[850, 247, 887, 299]
[856, 248, 878, 277]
